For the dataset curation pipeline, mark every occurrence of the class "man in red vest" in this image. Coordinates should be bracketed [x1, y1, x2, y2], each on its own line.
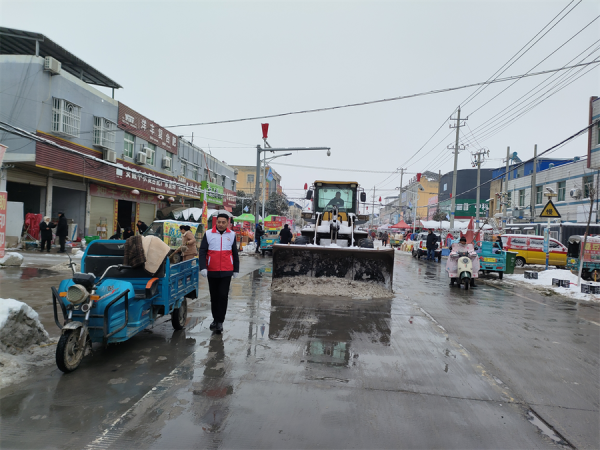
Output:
[199, 213, 240, 333]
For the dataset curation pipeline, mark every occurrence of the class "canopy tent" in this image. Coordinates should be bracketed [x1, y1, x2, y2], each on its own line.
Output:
[233, 213, 257, 223]
[391, 220, 411, 229]
[173, 207, 203, 222]
[377, 223, 393, 231]
[418, 219, 493, 231]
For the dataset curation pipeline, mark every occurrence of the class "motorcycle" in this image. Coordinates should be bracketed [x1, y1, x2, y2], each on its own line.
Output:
[447, 246, 479, 290]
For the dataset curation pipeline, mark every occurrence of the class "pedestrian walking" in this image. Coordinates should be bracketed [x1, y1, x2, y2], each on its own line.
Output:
[199, 213, 240, 334]
[255, 222, 264, 253]
[178, 225, 198, 261]
[426, 229, 437, 260]
[136, 220, 148, 235]
[279, 224, 293, 244]
[382, 231, 389, 247]
[39, 216, 55, 252]
[56, 212, 68, 253]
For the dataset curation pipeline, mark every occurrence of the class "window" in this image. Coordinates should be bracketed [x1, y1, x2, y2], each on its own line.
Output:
[536, 186, 543, 204]
[443, 183, 447, 191]
[163, 151, 173, 171]
[519, 190, 525, 207]
[204, 168, 210, 182]
[192, 167, 198, 181]
[222, 175, 227, 187]
[583, 175, 594, 198]
[247, 174, 255, 183]
[181, 161, 187, 178]
[145, 143, 156, 165]
[517, 165, 524, 178]
[557, 181, 566, 201]
[124, 132, 135, 158]
[93, 117, 116, 150]
[507, 192, 512, 206]
[52, 98, 81, 137]
[549, 240, 560, 249]
[529, 239, 543, 247]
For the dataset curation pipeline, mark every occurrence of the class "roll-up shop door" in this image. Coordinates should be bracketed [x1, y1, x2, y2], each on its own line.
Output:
[139, 203, 156, 231]
[90, 196, 114, 238]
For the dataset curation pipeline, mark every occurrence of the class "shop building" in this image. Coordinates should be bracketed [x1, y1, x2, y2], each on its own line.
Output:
[232, 164, 282, 201]
[0, 27, 236, 240]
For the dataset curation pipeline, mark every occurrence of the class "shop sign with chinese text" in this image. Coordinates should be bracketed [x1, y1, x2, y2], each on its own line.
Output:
[117, 103, 178, 154]
[201, 181, 224, 205]
[0, 192, 7, 258]
[582, 237, 600, 263]
[90, 184, 158, 204]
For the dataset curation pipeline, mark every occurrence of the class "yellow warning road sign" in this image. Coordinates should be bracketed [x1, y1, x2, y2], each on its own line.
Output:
[539, 199, 561, 218]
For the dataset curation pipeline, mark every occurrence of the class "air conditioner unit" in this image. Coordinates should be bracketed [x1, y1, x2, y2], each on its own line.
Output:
[162, 157, 171, 169]
[104, 150, 117, 163]
[570, 188, 582, 199]
[136, 152, 147, 165]
[44, 57, 61, 75]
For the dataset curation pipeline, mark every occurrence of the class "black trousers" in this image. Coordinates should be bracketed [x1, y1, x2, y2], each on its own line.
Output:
[59, 236, 66, 252]
[207, 276, 232, 323]
[40, 238, 52, 252]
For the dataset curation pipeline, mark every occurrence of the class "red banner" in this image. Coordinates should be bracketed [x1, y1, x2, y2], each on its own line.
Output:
[223, 188, 236, 210]
[36, 133, 202, 198]
[0, 192, 7, 258]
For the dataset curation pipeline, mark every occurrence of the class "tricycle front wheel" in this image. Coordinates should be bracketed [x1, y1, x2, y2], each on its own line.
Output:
[56, 330, 87, 373]
[171, 298, 188, 330]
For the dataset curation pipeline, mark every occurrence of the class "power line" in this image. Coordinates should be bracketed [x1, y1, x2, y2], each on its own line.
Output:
[269, 162, 404, 174]
[162, 62, 598, 129]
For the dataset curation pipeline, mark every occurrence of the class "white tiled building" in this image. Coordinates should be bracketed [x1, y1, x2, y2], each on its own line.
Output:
[504, 157, 598, 223]
[587, 96, 600, 169]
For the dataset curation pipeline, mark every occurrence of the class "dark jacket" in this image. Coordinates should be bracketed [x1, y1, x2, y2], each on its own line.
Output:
[426, 233, 438, 250]
[39, 221, 56, 240]
[56, 215, 68, 237]
[382, 232, 389, 241]
[137, 221, 148, 234]
[255, 225, 265, 242]
[279, 226, 293, 244]
[123, 228, 135, 239]
[199, 228, 240, 278]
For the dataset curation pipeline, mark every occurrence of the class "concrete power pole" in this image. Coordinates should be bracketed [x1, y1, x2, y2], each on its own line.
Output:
[472, 149, 489, 229]
[502, 146, 510, 231]
[448, 107, 468, 229]
[530, 144, 537, 221]
[397, 168, 404, 222]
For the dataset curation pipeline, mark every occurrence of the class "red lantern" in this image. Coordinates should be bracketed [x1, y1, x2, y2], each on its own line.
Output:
[304, 183, 308, 190]
[261, 123, 269, 139]
[379, 197, 382, 202]
[416, 173, 422, 182]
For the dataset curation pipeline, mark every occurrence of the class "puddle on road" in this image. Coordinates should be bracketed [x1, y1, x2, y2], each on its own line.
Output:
[527, 410, 570, 446]
[0, 267, 60, 280]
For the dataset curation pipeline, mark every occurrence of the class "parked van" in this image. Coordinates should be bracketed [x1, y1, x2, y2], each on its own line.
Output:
[500, 234, 567, 268]
[143, 220, 204, 263]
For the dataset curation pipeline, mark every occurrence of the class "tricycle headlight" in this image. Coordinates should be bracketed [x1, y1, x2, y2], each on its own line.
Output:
[67, 284, 89, 304]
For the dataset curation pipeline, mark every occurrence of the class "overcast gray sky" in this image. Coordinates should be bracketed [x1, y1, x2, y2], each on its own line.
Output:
[2, 0, 599, 205]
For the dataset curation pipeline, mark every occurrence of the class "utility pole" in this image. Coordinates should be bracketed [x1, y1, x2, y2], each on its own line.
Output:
[372, 186, 375, 226]
[397, 168, 404, 223]
[472, 149, 489, 230]
[531, 144, 537, 221]
[448, 106, 468, 229]
[502, 146, 510, 232]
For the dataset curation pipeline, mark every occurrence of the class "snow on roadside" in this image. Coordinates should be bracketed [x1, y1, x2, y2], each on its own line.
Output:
[503, 269, 600, 302]
[0, 299, 56, 389]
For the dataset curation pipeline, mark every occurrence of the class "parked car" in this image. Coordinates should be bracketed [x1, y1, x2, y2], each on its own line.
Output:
[411, 232, 442, 262]
[500, 234, 567, 268]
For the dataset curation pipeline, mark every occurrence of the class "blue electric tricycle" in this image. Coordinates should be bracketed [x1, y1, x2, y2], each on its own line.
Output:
[477, 241, 506, 279]
[52, 239, 199, 373]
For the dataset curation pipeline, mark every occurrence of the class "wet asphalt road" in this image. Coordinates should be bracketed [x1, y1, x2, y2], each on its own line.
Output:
[0, 253, 599, 449]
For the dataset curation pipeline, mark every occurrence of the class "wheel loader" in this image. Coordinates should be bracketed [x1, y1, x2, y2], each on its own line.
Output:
[272, 181, 394, 290]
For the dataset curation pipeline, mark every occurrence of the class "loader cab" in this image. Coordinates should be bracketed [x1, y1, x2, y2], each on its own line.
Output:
[311, 182, 359, 215]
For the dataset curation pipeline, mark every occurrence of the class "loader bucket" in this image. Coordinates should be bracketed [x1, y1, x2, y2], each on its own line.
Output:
[272, 245, 395, 291]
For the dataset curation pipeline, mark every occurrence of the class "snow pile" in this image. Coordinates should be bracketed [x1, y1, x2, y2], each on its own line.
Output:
[504, 269, 600, 302]
[74, 249, 85, 258]
[0, 299, 50, 354]
[0, 252, 24, 267]
[271, 276, 393, 299]
[0, 299, 56, 389]
[243, 242, 256, 253]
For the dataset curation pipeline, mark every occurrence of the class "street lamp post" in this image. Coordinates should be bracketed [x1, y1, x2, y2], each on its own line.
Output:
[254, 145, 330, 228]
[262, 153, 292, 224]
